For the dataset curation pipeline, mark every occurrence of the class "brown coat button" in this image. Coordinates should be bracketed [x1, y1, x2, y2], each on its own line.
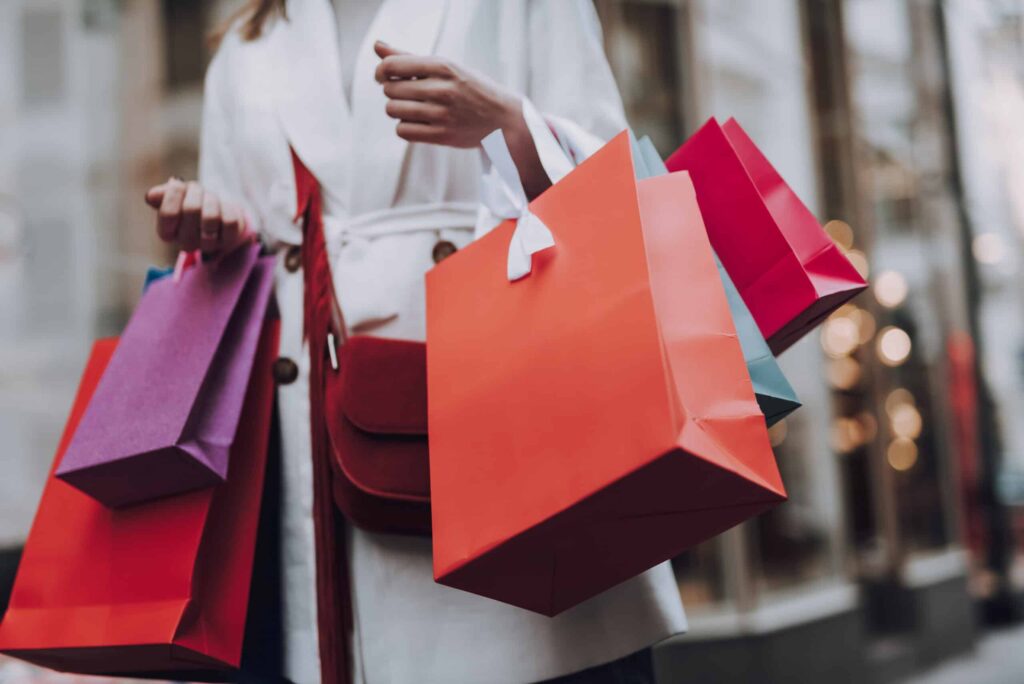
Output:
[273, 357, 299, 384]
[432, 240, 457, 264]
[284, 245, 302, 273]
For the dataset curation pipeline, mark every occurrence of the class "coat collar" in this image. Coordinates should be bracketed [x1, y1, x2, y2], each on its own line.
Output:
[269, 0, 449, 216]
[268, 0, 350, 212]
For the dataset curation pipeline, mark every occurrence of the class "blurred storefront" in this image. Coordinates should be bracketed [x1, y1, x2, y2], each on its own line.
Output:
[815, 0, 978, 670]
[1, 1, 1024, 683]
[0, 0, 230, 623]
[943, 0, 1024, 623]
[597, 1, 861, 681]
[0, 1, 235, 679]
[597, 0, 1022, 681]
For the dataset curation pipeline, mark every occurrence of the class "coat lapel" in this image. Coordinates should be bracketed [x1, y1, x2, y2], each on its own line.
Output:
[268, 0, 351, 212]
[347, 0, 449, 214]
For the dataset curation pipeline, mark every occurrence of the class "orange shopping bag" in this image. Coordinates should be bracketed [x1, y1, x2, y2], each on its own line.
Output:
[426, 132, 786, 616]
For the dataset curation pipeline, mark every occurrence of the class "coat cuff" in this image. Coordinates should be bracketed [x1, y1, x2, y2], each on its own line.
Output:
[474, 97, 605, 238]
[522, 97, 609, 176]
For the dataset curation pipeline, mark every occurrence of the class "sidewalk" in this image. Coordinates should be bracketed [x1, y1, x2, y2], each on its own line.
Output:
[907, 624, 1024, 684]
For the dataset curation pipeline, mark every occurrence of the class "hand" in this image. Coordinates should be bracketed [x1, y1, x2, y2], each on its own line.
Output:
[374, 41, 552, 198]
[144, 178, 250, 256]
[374, 41, 521, 148]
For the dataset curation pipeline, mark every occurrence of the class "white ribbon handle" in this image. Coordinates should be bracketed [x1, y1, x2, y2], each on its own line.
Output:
[480, 129, 556, 282]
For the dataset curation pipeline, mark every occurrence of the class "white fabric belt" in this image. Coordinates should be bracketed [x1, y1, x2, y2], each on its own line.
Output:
[323, 202, 478, 244]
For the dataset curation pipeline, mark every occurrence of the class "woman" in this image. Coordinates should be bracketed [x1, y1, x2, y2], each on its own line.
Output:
[145, 1, 686, 682]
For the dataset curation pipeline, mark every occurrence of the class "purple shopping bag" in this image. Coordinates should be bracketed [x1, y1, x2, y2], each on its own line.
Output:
[56, 242, 275, 507]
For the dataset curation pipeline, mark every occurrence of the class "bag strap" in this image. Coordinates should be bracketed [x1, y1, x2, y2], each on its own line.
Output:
[292, 148, 352, 684]
[292, 149, 347, 362]
[479, 128, 564, 282]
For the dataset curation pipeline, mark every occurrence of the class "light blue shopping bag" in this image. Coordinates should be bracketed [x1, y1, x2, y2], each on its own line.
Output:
[632, 134, 800, 425]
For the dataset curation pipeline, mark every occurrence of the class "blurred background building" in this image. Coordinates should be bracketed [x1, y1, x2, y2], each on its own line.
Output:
[1, 1, 1023, 682]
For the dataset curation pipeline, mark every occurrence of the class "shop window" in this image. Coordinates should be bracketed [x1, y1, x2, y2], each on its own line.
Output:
[600, 0, 848, 611]
[162, 0, 208, 90]
[596, 0, 686, 152]
[750, 421, 839, 593]
[81, 0, 119, 32]
[674, 539, 730, 607]
[20, 212, 72, 337]
[692, 0, 846, 599]
[20, 8, 66, 108]
[818, 0, 966, 571]
[598, 0, 735, 611]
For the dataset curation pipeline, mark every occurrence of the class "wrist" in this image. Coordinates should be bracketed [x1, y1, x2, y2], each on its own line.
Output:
[496, 93, 526, 140]
[494, 95, 552, 200]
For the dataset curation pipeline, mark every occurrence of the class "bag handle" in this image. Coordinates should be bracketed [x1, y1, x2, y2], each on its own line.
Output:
[480, 130, 558, 282]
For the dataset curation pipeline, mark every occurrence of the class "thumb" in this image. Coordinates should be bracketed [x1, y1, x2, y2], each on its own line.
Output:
[374, 40, 408, 59]
[145, 184, 167, 209]
[145, 176, 184, 208]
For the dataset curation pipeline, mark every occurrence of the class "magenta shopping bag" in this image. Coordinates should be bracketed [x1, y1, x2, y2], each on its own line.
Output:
[56, 242, 275, 507]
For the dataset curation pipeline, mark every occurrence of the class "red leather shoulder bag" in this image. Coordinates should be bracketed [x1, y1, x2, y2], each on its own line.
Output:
[295, 151, 432, 538]
[293, 149, 439, 684]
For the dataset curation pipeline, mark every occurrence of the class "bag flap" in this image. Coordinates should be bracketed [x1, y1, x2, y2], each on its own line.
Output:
[335, 336, 428, 436]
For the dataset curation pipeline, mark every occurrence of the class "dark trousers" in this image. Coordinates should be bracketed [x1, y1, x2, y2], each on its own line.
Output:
[541, 648, 655, 684]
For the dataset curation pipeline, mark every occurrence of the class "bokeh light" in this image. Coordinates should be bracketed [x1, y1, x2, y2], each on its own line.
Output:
[846, 249, 870, 279]
[828, 357, 862, 390]
[887, 438, 919, 471]
[874, 270, 908, 308]
[831, 417, 866, 453]
[825, 219, 855, 249]
[890, 403, 923, 439]
[822, 315, 861, 358]
[850, 307, 877, 344]
[885, 388, 915, 416]
[768, 419, 788, 447]
[857, 411, 879, 442]
[973, 232, 1005, 265]
[877, 327, 912, 366]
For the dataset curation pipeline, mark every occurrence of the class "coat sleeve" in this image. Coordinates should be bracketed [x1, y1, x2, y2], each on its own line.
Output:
[524, 0, 628, 171]
[198, 31, 261, 235]
[474, 0, 628, 237]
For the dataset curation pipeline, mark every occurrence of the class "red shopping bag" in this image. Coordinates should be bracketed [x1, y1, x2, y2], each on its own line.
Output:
[665, 118, 866, 353]
[0, 317, 279, 675]
[426, 133, 785, 616]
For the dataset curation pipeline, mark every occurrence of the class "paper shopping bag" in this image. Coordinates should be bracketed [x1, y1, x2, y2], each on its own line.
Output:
[665, 118, 867, 353]
[634, 134, 799, 425]
[0, 317, 278, 674]
[716, 262, 801, 425]
[426, 132, 786, 616]
[56, 242, 275, 507]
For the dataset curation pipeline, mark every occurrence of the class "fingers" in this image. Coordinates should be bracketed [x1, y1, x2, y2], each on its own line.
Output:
[375, 46, 459, 147]
[375, 55, 452, 83]
[220, 201, 244, 251]
[147, 175, 185, 209]
[178, 181, 204, 251]
[145, 183, 167, 209]
[385, 99, 448, 124]
[373, 40, 408, 59]
[396, 121, 445, 144]
[157, 179, 187, 242]
[382, 79, 429, 100]
[199, 191, 222, 254]
[382, 78, 452, 103]
[150, 177, 249, 257]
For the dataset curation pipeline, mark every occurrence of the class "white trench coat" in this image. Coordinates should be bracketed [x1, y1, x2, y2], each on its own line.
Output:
[198, 1, 687, 682]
